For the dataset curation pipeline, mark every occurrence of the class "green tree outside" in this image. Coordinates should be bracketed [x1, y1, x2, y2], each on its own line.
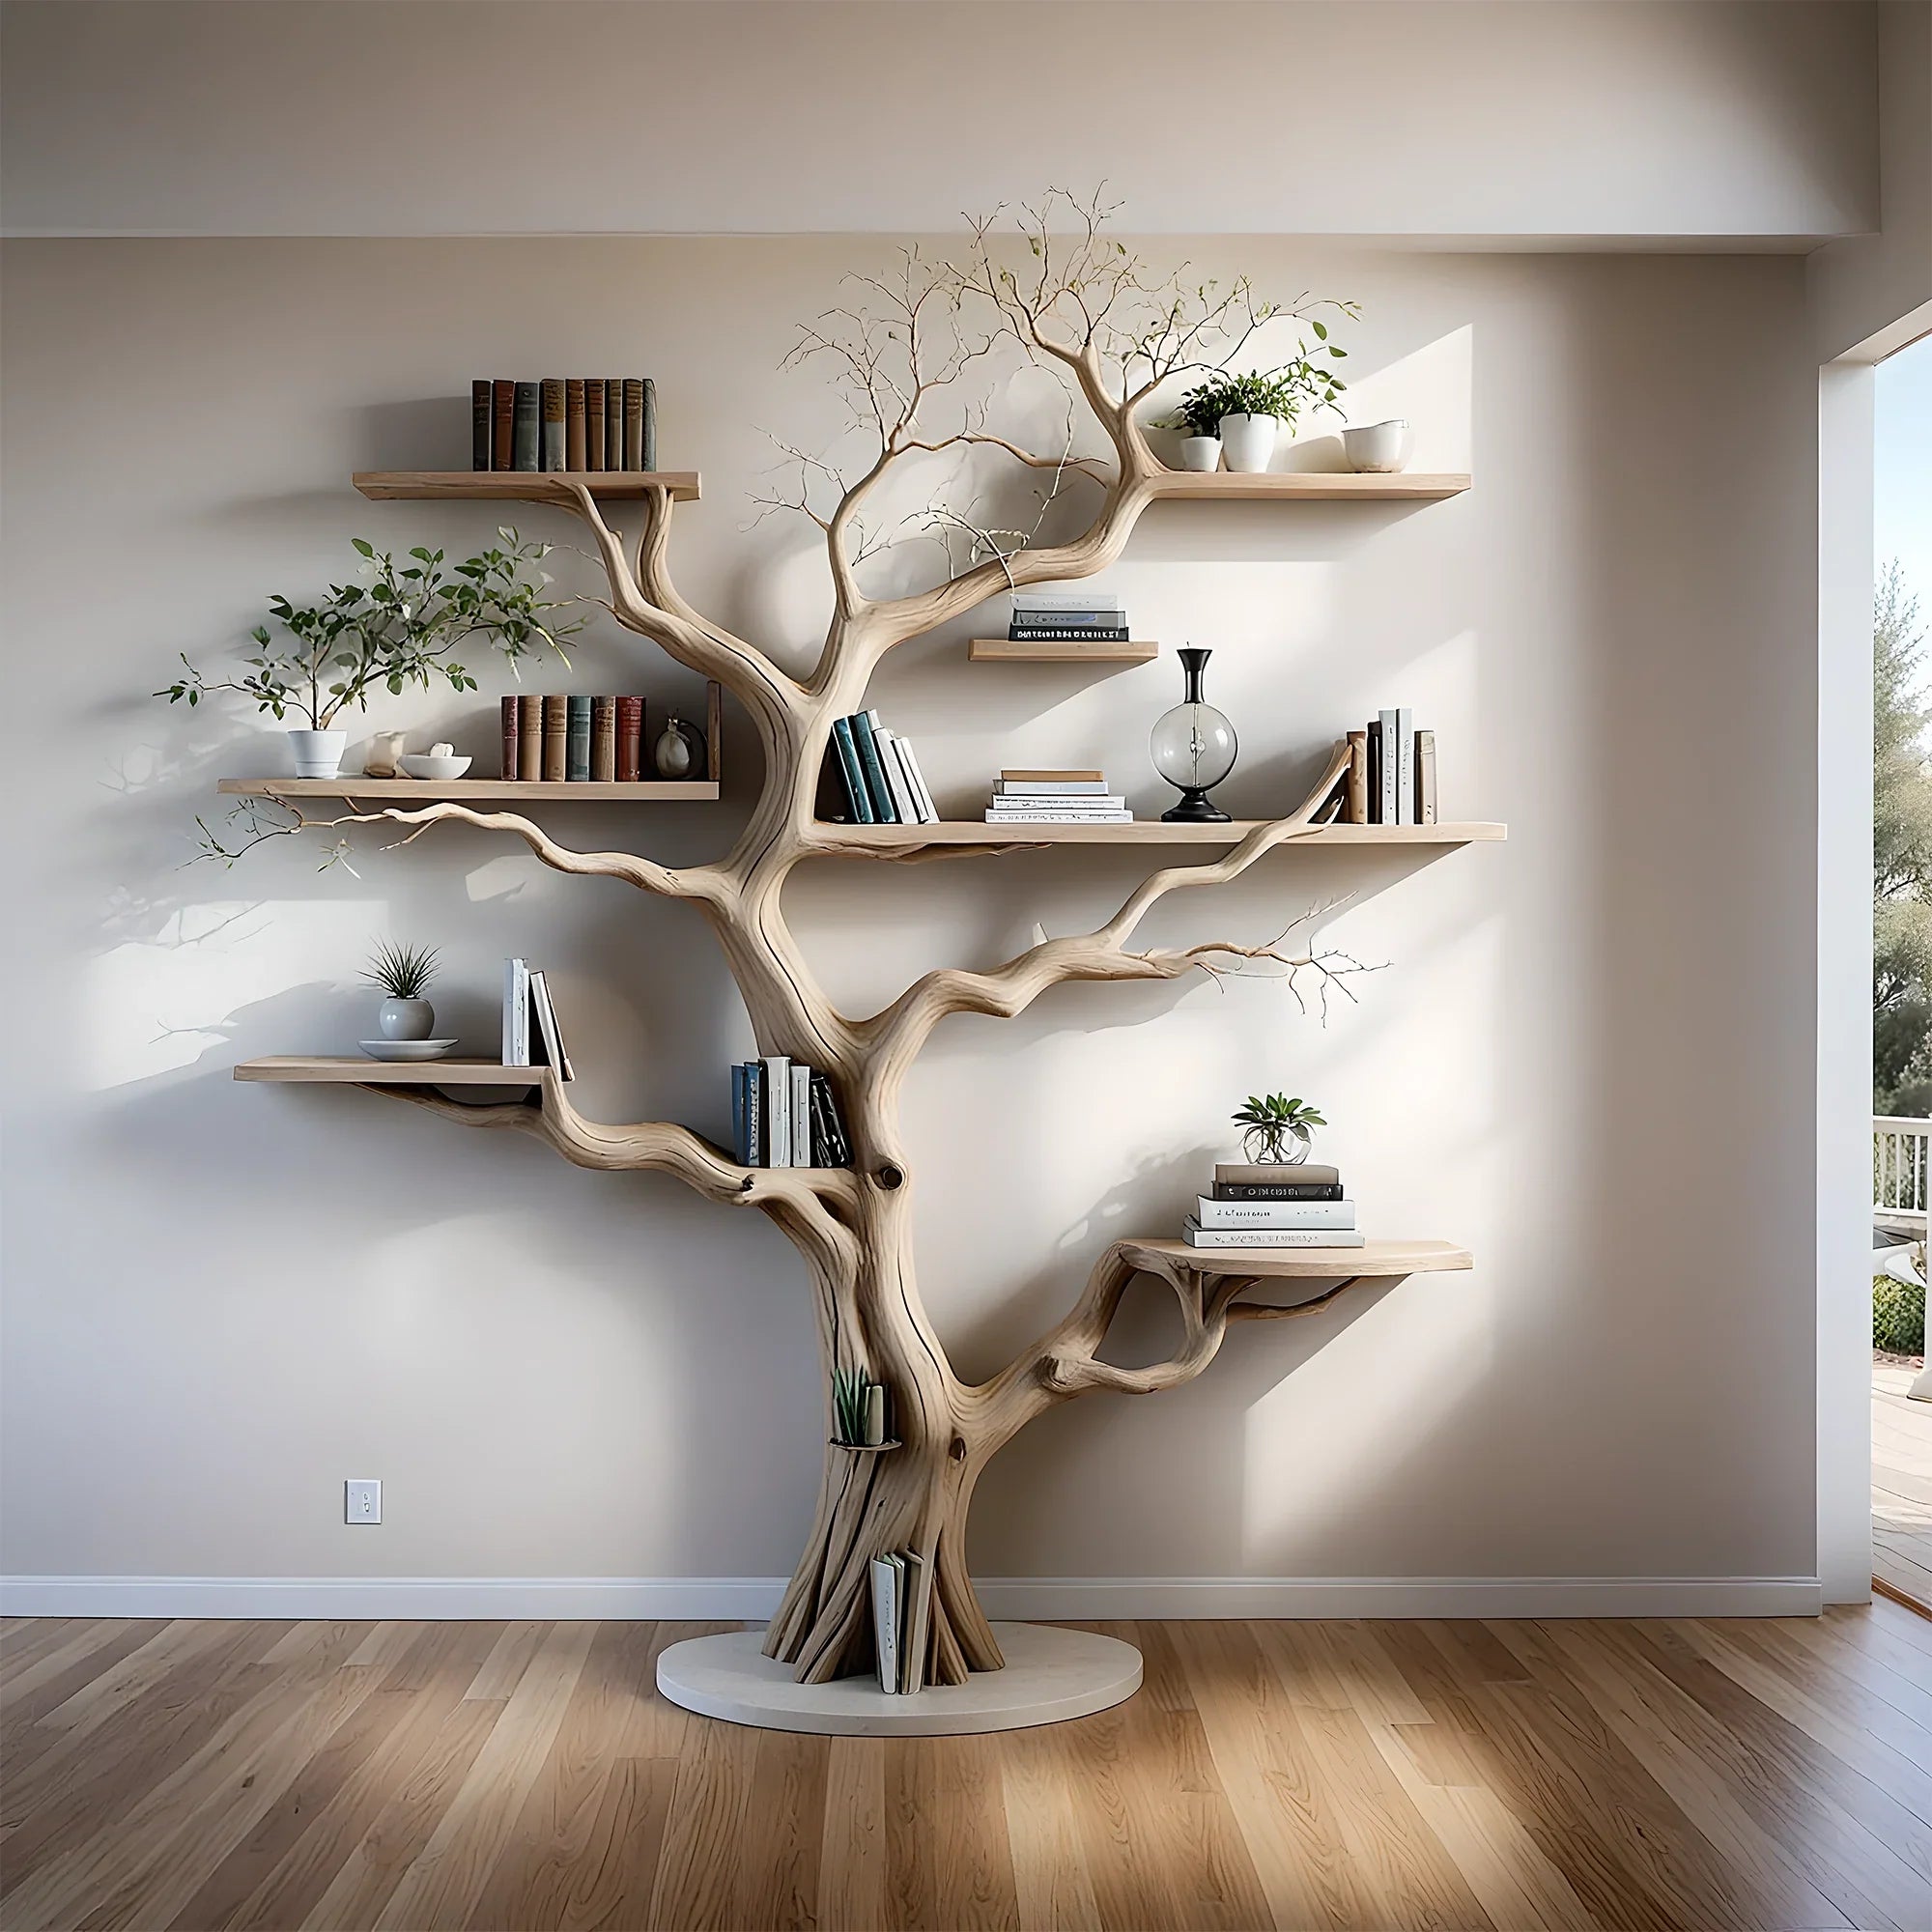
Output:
[1875, 561, 1932, 1118]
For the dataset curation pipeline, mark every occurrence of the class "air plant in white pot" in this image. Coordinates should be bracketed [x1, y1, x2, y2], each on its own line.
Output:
[362, 940, 440, 1042]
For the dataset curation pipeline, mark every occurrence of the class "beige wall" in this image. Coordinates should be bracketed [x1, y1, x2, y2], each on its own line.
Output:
[0, 236, 1826, 1609]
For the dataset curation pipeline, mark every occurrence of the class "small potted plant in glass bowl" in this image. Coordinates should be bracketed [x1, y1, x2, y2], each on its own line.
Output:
[1232, 1092, 1327, 1165]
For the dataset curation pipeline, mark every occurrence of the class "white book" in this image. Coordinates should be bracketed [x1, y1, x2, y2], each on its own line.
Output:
[870, 1555, 901, 1693]
[1011, 590, 1124, 611]
[983, 810, 1133, 823]
[873, 726, 922, 825]
[529, 970, 575, 1081]
[1194, 1196, 1356, 1230]
[1378, 708, 1401, 825]
[993, 780, 1113, 796]
[790, 1063, 812, 1166]
[987, 796, 1126, 812]
[894, 736, 940, 823]
[899, 1550, 932, 1694]
[501, 957, 530, 1066]
[1183, 1219, 1367, 1248]
[1395, 706, 1416, 824]
[764, 1055, 791, 1168]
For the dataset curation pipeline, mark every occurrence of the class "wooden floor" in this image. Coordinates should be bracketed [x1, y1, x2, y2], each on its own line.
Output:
[1875, 1357, 1932, 1611]
[5, 1606, 1932, 1932]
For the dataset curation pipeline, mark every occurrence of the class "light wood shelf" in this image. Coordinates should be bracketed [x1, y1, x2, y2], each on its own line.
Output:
[219, 778, 718, 802]
[816, 820, 1505, 848]
[1145, 470, 1468, 501]
[1117, 1236, 1471, 1278]
[829, 1439, 902, 1454]
[355, 470, 700, 502]
[968, 638, 1157, 665]
[236, 1058, 545, 1085]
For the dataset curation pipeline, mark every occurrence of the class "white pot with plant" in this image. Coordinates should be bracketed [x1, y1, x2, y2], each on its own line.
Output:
[363, 940, 440, 1040]
[157, 528, 586, 783]
[1163, 323, 1354, 475]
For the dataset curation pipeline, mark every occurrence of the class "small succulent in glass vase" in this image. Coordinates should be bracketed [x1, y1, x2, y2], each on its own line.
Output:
[1232, 1093, 1327, 1165]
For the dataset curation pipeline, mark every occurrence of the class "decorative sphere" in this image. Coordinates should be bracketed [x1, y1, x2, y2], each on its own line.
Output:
[1150, 700, 1237, 793]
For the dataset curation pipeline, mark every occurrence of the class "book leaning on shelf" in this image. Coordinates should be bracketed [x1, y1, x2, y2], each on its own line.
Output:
[730, 1057, 852, 1168]
[871, 1548, 935, 1694]
[500, 957, 575, 1077]
[1331, 713, 1440, 826]
[825, 708, 939, 825]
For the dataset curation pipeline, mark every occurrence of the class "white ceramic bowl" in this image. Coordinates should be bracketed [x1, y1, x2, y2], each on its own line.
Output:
[397, 753, 472, 781]
[1342, 419, 1410, 474]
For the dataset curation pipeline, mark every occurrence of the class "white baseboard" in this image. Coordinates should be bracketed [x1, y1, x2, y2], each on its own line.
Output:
[0, 1573, 1823, 1620]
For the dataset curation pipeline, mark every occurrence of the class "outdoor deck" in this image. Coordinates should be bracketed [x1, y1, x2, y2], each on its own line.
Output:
[1873, 1358, 1932, 1610]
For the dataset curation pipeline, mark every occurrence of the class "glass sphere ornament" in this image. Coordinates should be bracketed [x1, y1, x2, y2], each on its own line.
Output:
[1150, 646, 1237, 822]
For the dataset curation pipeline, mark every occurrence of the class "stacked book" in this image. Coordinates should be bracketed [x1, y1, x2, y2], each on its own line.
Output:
[731, 1056, 852, 1168]
[500, 696, 661, 781]
[871, 1548, 936, 1695]
[1326, 709, 1438, 825]
[826, 708, 939, 825]
[471, 378, 657, 473]
[1182, 1161, 1364, 1248]
[501, 957, 574, 1076]
[1008, 588, 1129, 646]
[983, 768, 1132, 825]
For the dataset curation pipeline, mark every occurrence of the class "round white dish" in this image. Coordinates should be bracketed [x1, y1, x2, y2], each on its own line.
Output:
[397, 753, 472, 781]
[357, 1038, 460, 1062]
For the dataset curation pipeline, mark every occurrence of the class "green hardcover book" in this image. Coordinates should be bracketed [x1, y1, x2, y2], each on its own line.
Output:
[566, 695, 592, 781]
[829, 716, 873, 823]
[540, 378, 566, 470]
[848, 711, 899, 823]
[511, 382, 540, 470]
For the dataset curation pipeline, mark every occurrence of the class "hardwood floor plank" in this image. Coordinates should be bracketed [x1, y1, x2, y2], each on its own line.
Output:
[999, 1719, 1103, 1932]
[646, 1707, 757, 1932]
[822, 1735, 889, 1932]
[0, 1619, 161, 1715]
[726, 1728, 827, 1931]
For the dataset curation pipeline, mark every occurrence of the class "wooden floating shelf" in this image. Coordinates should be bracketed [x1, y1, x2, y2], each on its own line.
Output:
[968, 639, 1157, 665]
[1118, 1236, 1471, 1278]
[218, 778, 719, 802]
[236, 1058, 545, 1086]
[816, 820, 1505, 848]
[1145, 469, 1469, 501]
[354, 470, 700, 502]
[829, 1439, 902, 1454]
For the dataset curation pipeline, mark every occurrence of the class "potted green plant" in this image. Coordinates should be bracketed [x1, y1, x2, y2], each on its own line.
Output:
[1167, 387, 1230, 472]
[363, 940, 440, 1041]
[1166, 331, 1351, 475]
[157, 530, 583, 780]
[1232, 1092, 1327, 1165]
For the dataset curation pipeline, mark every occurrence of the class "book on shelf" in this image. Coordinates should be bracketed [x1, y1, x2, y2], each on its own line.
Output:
[809, 1069, 851, 1166]
[1003, 768, 1102, 781]
[616, 696, 644, 781]
[1194, 1196, 1355, 1230]
[1008, 624, 1132, 642]
[874, 726, 921, 824]
[1213, 1179, 1345, 1202]
[870, 1555, 903, 1693]
[501, 957, 531, 1065]
[986, 794, 1125, 813]
[1216, 1162, 1342, 1187]
[605, 376, 624, 469]
[791, 1063, 811, 1161]
[1416, 729, 1437, 823]
[590, 696, 616, 781]
[1182, 1220, 1368, 1249]
[472, 380, 493, 470]
[764, 1055, 792, 1167]
[541, 696, 567, 782]
[492, 380, 515, 472]
[566, 695, 592, 782]
[639, 378, 658, 470]
[565, 378, 586, 470]
[848, 711, 898, 822]
[731, 1059, 851, 1166]
[1354, 711, 1439, 824]
[622, 378, 643, 469]
[584, 380, 606, 470]
[1345, 729, 1369, 824]
[868, 1548, 934, 1695]
[1011, 590, 1123, 612]
[511, 382, 541, 471]
[528, 970, 575, 1080]
[830, 718, 874, 824]
[499, 696, 519, 780]
[983, 809, 1133, 823]
[540, 378, 566, 471]
[517, 693, 542, 781]
[993, 778, 1111, 796]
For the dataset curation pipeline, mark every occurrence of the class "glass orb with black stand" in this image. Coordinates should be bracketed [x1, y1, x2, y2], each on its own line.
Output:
[1150, 646, 1237, 822]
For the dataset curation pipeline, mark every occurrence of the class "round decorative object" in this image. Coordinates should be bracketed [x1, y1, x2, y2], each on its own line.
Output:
[287, 728, 348, 780]
[377, 997, 435, 1041]
[357, 1037, 459, 1063]
[1216, 412, 1278, 474]
[1242, 1122, 1312, 1165]
[1150, 647, 1237, 822]
[655, 1621, 1142, 1737]
[398, 753, 472, 781]
[1343, 418, 1410, 474]
[1179, 435, 1224, 472]
[653, 717, 703, 780]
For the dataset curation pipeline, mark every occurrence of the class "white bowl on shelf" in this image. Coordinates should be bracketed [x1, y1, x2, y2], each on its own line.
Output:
[358, 1038, 460, 1062]
[397, 753, 472, 781]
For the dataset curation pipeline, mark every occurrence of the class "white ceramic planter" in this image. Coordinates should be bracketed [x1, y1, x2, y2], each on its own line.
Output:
[378, 997, 436, 1041]
[1216, 413, 1278, 474]
[287, 728, 348, 779]
[1343, 418, 1410, 473]
[1179, 435, 1224, 472]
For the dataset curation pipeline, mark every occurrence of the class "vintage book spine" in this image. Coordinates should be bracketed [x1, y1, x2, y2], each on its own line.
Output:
[615, 696, 644, 782]
[541, 695, 568, 782]
[566, 695, 592, 781]
[623, 378, 644, 469]
[590, 696, 617, 781]
[1395, 707, 1415, 824]
[1194, 1196, 1356, 1229]
[850, 712, 899, 823]
[1212, 1180, 1346, 1202]
[583, 380, 606, 470]
[564, 379, 586, 470]
[830, 718, 874, 823]
[492, 380, 516, 470]
[604, 378, 624, 469]
[1001, 768, 1103, 781]
[499, 696, 520, 780]
[1416, 728, 1437, 824]
[744, 1060, 764, 1166]
[540, 378, 566, 470]
[511, 382, 540, 470]
[471, 380, 493, 469]
[731, 1064, 749, 1166]
[1183, 1225, 1368, 1249]
[1346, 729, 1369, 824]
[640, 377, 657, 470]
[1214, 1161, 1343, 1186]
[1007, 627, 1133, 642]
[517, 694, 542, 781]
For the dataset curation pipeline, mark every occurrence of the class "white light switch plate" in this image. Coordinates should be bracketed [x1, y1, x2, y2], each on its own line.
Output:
[345, 1478, 382, 1524]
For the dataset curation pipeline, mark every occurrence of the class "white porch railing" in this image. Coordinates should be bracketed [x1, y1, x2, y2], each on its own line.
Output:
[1875, 1116, 1930, 1236]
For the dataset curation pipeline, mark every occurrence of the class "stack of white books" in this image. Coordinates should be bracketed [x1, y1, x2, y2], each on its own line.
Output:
[983, 768, 1133, 825]
[870, 1548, 935, 1694]
[1182, 1162, 1365, 1248]
[500, 957, 574, 1077]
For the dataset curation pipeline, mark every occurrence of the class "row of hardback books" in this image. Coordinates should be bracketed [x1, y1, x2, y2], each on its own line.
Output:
[826, 709, 940, 825]
[1181, 1162, 1365, 1247]
[1322, 710, 1439, 825]
[1006, 587, 1130, 643]
[500, 958, 575, 1076]
[730, 1057, 852, 1168]
[497, 696, 682, 782]
[983, 768, 1132, 824]
[871, 1548, 936, 1694]
[471, 378, 657, 472]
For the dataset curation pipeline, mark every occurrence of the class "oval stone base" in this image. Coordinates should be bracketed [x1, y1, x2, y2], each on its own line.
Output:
[655, 1621, 1142, 1737]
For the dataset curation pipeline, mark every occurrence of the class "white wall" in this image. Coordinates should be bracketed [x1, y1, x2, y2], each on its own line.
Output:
[0, 236, 1827, 1611]
[0, 0, 1877, 243]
